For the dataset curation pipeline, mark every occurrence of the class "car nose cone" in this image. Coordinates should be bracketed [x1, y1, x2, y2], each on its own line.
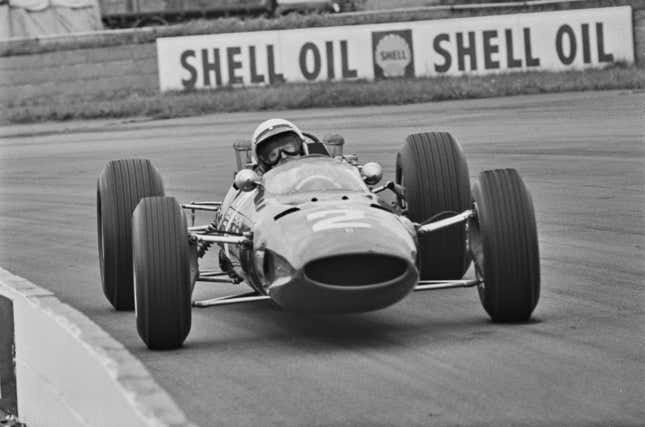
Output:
[261, 203, 419, 313]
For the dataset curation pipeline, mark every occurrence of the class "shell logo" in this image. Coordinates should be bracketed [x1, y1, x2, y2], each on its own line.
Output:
[374, 33, 412, 78]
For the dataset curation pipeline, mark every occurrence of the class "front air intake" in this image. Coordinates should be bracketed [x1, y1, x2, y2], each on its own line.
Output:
[304, 254, 408, 287]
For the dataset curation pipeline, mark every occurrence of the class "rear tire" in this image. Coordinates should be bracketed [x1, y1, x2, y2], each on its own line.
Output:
[97, 159, 164, 310]
[133, 196, 192, 350]
[396, 132, 471, 280]
[471, 169, 540, 322]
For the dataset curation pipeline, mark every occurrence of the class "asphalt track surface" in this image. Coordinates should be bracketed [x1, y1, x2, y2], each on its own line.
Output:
[1, 90, 644, 426]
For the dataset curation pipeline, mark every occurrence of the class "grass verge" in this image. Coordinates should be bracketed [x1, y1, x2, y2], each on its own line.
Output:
[2, 65, 643, 124]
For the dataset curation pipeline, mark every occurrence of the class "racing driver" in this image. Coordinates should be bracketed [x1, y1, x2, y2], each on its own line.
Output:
[251, 118, 305, 173]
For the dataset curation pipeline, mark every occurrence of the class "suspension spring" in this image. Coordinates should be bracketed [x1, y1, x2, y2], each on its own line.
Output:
[196, 222, 219, 258]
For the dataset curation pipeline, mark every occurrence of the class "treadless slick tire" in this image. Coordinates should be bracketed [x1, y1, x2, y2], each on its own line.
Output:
[471, 169, 540, 322]
[133, 196, 192, 350]
[97, 159, 164, 310]
[396, 132, 471, 280]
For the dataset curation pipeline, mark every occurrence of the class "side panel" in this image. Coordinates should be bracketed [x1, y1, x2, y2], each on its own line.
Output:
[218, 188, 260, 284]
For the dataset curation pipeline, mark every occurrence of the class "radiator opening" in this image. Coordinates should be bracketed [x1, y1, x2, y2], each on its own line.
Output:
[304, 254, 408, 287]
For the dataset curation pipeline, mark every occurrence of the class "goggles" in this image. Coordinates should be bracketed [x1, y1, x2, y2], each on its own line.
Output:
[258, 135, 302, 166]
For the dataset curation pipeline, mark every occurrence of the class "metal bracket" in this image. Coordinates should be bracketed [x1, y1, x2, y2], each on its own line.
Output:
[416, 209, 475, 234]
[192, 279, 483, 309]
[182, 201, 222, 226]
[182, 201, 222, 211]
[196, 271, 237, 284]
[193, 292, 270, 308]
[414, 279, 481, 291]
[189, 225, 213, 232]
[372, 181, 406, 199]
[192, 233, 250, 245]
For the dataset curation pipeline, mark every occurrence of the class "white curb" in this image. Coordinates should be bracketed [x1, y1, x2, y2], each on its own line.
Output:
[0, 267, 196, 427]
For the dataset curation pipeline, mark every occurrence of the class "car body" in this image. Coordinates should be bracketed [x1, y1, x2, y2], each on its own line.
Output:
[216, 155, 419, 313]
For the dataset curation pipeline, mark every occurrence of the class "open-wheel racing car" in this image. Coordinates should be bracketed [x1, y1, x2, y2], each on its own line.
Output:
[97, 131, 540, 349]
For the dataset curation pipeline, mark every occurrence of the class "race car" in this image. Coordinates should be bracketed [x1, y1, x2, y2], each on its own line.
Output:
[97, 131, 540, 349]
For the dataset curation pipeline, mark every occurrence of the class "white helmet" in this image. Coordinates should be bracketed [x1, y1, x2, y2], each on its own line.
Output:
[251, 118, 304, 164]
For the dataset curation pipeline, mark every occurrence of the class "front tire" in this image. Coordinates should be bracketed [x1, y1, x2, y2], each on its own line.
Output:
[133, 196, 192, 350]
[97, 159, 164, 310]
[471, 169, 540, 322]
[396, 132, 471, 280]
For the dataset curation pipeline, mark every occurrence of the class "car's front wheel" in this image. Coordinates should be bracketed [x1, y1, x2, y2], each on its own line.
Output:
[133, 196, 192, 350]
[471, 169, 540, 322]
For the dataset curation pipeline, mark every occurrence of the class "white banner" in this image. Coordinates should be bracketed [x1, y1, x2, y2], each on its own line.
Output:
[157, 6, 634, 92]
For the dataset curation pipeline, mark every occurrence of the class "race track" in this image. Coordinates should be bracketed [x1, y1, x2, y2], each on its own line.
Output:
[1, 90, 644, 426]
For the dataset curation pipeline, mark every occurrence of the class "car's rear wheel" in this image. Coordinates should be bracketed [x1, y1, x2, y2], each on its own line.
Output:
[133, 196, 192, 350]
[471, 169, 540, 322]
[97, 159, 164, 310]
[396, 132, 471, 280]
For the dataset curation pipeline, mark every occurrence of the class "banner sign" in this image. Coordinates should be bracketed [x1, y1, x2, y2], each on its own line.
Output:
[157, 6, 633, 91]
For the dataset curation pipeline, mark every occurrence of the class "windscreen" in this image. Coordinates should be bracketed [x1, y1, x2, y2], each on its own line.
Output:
[263, 157, 368, 195]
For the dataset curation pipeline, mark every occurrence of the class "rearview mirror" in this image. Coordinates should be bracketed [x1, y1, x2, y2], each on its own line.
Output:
[234, 169, 260, 192]
[362, 162, 383, 185]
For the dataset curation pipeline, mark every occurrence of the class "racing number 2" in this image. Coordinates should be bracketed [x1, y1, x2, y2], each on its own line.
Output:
[306, 209, 371, 232]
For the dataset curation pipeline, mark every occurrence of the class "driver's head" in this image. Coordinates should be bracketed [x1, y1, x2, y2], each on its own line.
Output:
[252, 119, 304, 170]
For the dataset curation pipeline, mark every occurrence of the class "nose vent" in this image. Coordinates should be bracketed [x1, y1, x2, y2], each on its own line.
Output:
[304, 254, 408, 287]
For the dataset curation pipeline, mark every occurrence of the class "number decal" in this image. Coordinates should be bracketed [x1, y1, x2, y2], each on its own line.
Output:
[306, 209, 371, 232]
